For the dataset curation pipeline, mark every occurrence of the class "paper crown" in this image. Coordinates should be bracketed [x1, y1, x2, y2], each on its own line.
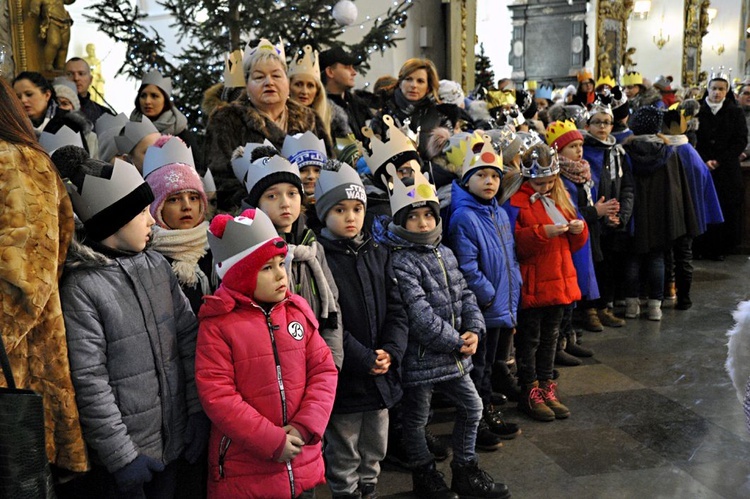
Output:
[517, 131, 545, 155]
[244, 154, 300, 195]
[224, 49, 245, 88]
[535, 84, 554, 101]
[521, 147, 560, 178]
[334, 133, 362, 165]
[662, 109, 687, 135]
[142, 136, 196, 178]
[94, 112, 128, 135]
[595, 75, 616, 89]
[524, 80, 537, 90]
[709, 66, 732, 82]
[444, 131, 485, 169]
[314, 163, 366, 204]
[589, 97, 614, 118]
[622, 71, 643, 86]
[360, 115, 419, 176]
[243, 37, 286, 71]
[383, 163, 439, 217]
[462, 134, 503, 179]
[545, 120, 583, 150]
[114, 117, 159, 154]
[39, 125, 84, 154]
[486, 88, 516, 108]
[577, 68, 594, 83]
[202, 168, 216, 193]
[230, 140, 276, 183]
[287, 45, 320, 81]
[68, 158, 149, 222]
[281, 131, 327, 170]
[142, 69, 172, 96]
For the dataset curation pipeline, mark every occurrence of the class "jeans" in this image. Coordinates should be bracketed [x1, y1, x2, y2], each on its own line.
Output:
[401, 374, 482, 467]
[470, 326, 505, 407]
[624, 250, 665, 300]
[515, 306, 564, 386]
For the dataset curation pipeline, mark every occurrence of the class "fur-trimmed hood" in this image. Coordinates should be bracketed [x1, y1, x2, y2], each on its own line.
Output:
[630, 86, 663, 110]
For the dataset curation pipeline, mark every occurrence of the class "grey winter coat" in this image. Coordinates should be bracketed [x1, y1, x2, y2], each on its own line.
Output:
[60, 238, 200, 473]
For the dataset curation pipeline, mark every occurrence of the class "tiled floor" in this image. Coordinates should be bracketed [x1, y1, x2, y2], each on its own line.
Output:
[318, 255, 750, 499]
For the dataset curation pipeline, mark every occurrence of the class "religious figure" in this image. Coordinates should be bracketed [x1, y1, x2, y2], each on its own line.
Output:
[622, 47, 637, 71]
[84, 43, 105, 104]
[29, 0, 75, 71]
[598, 43, 613, 79]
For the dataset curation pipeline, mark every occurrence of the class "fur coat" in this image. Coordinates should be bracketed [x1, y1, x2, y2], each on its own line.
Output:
[0, 142, 88, 472]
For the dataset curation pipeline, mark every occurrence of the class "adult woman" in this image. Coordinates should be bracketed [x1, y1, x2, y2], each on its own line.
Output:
[0, 77, 88, 479]
[12, 71, 97, 156]
[694, 73, 748, 260]
[205, 38, 331, 212]
[373, 58, 459, 159]
[288, 44, 332, 139]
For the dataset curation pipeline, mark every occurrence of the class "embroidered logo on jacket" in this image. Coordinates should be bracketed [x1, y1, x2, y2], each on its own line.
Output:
[288, 321, 304, 340]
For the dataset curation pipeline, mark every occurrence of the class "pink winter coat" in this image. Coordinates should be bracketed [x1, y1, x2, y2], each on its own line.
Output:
[196, 287, 337, 499]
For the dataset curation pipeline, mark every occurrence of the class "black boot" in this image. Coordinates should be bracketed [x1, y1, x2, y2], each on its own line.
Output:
[491, 365, 521, 403]
[676, 278, 692, 310]
[475, 419, 503, 451]
[426, 427, 451, 462]
[484, 406, 521, 440]
[411, 461, 458, 499]
[450, 460, 511, 498]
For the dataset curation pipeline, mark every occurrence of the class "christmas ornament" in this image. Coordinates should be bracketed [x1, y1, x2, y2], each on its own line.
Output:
[332, 0, 358, 26]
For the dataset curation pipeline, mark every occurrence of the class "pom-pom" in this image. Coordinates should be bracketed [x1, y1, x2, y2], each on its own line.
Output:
[154, 134, 181, 148]
[51, 145, 109, 188]
[209, 213, 233, 238]
[322, 158, 344, 172]
[426, 127, 451, 160]
[250, 145, 279, 162]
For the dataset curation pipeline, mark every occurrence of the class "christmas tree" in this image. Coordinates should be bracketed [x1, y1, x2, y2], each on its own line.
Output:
[474, 42, 495, 90]
[87, 0, 413, 132]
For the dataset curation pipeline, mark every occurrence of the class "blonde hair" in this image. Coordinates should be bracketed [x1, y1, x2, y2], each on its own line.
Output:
[289, 73, 332, 137]
[398, 58, 441, 102]
[244, 51, 288, 78]
[521, 144, 577, 219]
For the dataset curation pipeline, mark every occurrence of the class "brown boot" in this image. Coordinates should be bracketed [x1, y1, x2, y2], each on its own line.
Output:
[520, 381, 555, 422]
[582, 308, 603, 332]
[597, 308, 625, 327]
[538, 380, 570, 419]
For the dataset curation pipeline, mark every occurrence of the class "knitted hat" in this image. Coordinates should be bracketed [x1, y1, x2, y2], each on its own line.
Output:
[314, 161, 366, 222]
[281, 131, 327, 172]
[629, 106, 664, 135]
[461, 134, 503, 183]
[241, 151, 303, 208]
[546, 120, 583, 152]
[438, 79, 465, 106]
[52, 77, 80, 111]
[208, 208, 287, 295]
[52, 146, 154, 241]
[95, 113, 129, 162]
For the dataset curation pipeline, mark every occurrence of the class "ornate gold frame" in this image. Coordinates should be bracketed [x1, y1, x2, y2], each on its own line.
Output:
[596, 0, 634, 80]
[682, 0, 711, 87]
[8, 0, 48, 75]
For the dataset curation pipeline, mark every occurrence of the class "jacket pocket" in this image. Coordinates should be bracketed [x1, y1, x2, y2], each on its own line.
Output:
[522, 265, 535, 298]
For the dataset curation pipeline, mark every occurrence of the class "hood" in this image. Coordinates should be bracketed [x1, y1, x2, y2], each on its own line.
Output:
[371, 214, 435, 251]
[63, 222, 120, 273]
[450, 179, 494, 214]
[201, 82, 228, 119]
[631, 86, 663, 109]
[198, 283, 265, 318]
[582, 130, 616, 147]
[623, 135, 670, 175]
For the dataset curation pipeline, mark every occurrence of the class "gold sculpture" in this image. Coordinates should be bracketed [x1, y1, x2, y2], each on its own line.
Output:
[682, 0, 711, 87]
[28, 0, 75, 71]
[596, 1, 634, 82]
[84, 43, 105, 104]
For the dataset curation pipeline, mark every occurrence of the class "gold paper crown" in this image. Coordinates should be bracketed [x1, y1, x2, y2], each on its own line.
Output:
[577, 68, 594, 83]
[545, 120, 580, 148]
[622, 71, 643, 86]
[486, 88, 516, 108]
[444, 131, 484, 169]
[383, 163, 439, 217]
[359, 115, 418, 176]
[462, 134, 503, 179]
[287, 45, 320, 81]
[524, 80, 537, 90]
[243, 37, 286, 72]
[595, 75, 616, 89]
[224, 50, 245, 88]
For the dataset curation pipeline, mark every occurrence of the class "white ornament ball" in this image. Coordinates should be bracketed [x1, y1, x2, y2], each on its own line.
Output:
[332, 0, 358, 26]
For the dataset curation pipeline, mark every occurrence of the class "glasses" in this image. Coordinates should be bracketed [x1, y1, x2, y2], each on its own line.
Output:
[741, 92, 750, 96]
[590, 120, 613, 127]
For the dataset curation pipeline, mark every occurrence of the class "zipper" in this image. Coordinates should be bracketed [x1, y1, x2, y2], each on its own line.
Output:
[218, 435, 231, 478]
[491, 211, 517, 327]
[435, 248, 463, 375]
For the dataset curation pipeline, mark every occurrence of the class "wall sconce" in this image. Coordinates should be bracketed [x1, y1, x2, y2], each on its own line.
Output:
[712, 42, 725, 56]
[653, 28, 670, 49]
[633, 0, 651, 20]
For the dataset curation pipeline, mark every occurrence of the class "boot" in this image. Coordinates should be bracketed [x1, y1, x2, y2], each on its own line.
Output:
[647, 299, 662, 321]
[663, 281, 677, 305]
[582, 308, 604, 332]
[597, 308, 625, 327]
[360, 483, 378, 499]
[412, 461, 458, 499]
[624, 298, 641, 319]
[676, 278, 692, 310]
[555, 336, 582, 366]
[384, 428, 410, 469]
[426, 427, 451, 462]
[475, 419, 503, 451]
[565, 330, 594, 358]
[484, 406, 521, 440]
[520, 381, 555, 422]
[491, 366, 521, 403]
[538, 380, 570, 419]
[451, 460, 511, 499]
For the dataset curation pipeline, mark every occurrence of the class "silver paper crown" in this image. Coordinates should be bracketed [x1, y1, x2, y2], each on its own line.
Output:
[461, 134, 503, 179]
[94, 112, 128, 135]
[202, 169, 216, 193]
[521, 147, 560, 178]
[142, 136, 196, 178]
[517, 130, 544, 154]
[589, 97, 613, 118]
[243, 37, 286, 72]
[359, 115, 418, 175]
[39, 125, 84, 154]
[224, 49, 246, 88]
[383, 163, 439, 217]
[207, 208, 281, 274]
[230, 140, 276, 183]
[68, 158, 148, 222]
[142, 69, 173, 96]
[287, 45, 320, 80]
[314, 163, 365, 201]
[709, 66, 732, 82]
[245, 154, 300, 195]
[281, 131, 327, 169]
[114, 117, 159, 154]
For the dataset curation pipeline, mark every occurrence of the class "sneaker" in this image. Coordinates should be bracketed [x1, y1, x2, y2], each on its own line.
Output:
[597, 308, 625, 327]
[451, 460, 511, 499]
[647, 299, 662, 321]
[360, 483, 378, 499]
[426, 427, 451, 462]
[412, 461, 458, 499]
[484, 407, 521, 439]
[538, 380, 570, 419]
[582, 308, 604, 332]
[625, 298, 641, 319]
[475, 419, 503, 451]
[519, 381, 555, 422]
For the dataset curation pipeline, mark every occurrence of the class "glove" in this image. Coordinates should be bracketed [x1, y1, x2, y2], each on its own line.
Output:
[113, 454, 165, 492]
[184, 412, 211, 464]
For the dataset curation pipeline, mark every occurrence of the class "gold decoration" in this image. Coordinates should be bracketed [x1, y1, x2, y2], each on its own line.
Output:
[29, 0, 75, 71]
[682, 0, 711, 87]
[460, 0, 467, 90]
[84, 43, 105, 103]
[596, 0, 634, 81]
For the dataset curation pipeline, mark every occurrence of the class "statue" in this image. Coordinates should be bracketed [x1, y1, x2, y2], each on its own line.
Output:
[598, 43, 613, 79]
[622, 47, 637, 71]
[84, 43, 105, 104]
[29, 0, 75, 71]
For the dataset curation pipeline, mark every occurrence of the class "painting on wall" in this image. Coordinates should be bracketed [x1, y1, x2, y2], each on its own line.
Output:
[596, 0, 633, 80]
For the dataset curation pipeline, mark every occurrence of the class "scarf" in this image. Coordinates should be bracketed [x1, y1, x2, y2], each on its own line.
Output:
[320, 227, 365, 248]
[131, 107, 189, 135]
[284, 241, 337, 320]
[150, 223, 211, 296]
[529, 192, 570, 226]
[388, 220, 443, 247]
[558, 156, 592, 184]
[32, 101, 58, 134]
[706, 98, 724, 115]
[393, 87, 433, 118]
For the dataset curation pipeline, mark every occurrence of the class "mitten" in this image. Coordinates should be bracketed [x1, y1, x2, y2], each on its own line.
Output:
[113, 454, 165, 492]
[184, 411, 212, 464]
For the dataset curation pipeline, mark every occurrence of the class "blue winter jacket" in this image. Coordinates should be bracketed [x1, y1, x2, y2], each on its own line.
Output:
[372, 217, 485, 387]
[445, 181, 522, 329]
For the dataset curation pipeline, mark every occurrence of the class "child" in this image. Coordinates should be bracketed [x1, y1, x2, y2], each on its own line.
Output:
[445, 134, 522, 448]
[374, 166, 509, 499]
[504, 144, 588, 422]
[315, 162, 408, 499]
[232, 145, 344, 369]
[195, 208, 337, 498]
[143, 135, 213, 314]
[55, 146, 206, 497]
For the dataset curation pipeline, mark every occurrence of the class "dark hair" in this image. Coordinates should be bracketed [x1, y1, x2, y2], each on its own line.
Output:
[12, 71, 57, 111]
[0, 77, 45, 154]
[134, 83, 173, 117]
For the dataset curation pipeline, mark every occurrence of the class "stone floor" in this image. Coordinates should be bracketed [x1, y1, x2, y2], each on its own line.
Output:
[317, 255, 750, 499]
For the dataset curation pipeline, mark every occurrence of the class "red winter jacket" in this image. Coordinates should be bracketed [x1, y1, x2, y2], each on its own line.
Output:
[507, 182, 588, 309]
[196, 287, 337, 499]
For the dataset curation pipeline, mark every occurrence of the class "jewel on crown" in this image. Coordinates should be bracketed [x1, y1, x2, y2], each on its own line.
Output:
[521, 147, 560, 178]
[243, 37, 286, 70]
[545, 120, 579, 149]
[359, 115, 418, 175]
[461, 133, 502, 177]
[383, 163, 439, 217]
